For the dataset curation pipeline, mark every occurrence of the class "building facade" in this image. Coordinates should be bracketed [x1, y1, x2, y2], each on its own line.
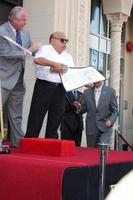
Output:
[0, 0, 133, 147]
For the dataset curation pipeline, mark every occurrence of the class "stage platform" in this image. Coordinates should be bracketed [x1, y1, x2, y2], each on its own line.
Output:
[0, 146, 133, 200]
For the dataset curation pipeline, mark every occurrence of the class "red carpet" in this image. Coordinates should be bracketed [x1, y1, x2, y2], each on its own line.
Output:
[19, 138, 76, 156]
[0, 146, 133, 200]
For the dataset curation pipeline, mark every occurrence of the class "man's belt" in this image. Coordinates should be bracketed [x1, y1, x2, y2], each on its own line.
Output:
[42, 79, 62, 87]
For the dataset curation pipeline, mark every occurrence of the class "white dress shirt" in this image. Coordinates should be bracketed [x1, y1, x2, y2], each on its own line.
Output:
[94, 86, 102, 107]
[34, 44, 75, 83]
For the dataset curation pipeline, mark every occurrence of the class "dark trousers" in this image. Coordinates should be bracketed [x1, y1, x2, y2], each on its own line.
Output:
[25, 79, 65, 138]
[60, 113, 83, 146]
[86, 128, 112, 147]
[61, 127, 82, 146]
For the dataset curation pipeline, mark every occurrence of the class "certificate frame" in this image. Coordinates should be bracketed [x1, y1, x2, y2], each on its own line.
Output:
[60, 66, 105, 91]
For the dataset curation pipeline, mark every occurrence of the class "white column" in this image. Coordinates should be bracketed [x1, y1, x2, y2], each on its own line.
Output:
[107, 13, 128, 97]
[75, 0, 90, 66]
[106, 14, 128, 149]
[54, 0, 90, 66]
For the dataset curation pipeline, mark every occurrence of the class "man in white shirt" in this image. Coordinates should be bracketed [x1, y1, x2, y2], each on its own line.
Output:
[25, 31, 74, 139]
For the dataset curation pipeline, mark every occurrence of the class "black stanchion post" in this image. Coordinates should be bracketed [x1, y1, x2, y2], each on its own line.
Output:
[114, 130, 119, 150]
[99, 143, 109, 200]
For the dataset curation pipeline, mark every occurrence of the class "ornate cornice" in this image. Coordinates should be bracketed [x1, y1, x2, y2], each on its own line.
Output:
[107, 13, 128, 32]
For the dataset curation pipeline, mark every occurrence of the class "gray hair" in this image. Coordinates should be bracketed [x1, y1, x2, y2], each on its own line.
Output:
[8, 6, 26, 21]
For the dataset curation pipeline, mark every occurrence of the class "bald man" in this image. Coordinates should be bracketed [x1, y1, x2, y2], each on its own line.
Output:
[25, 31, 75, 139]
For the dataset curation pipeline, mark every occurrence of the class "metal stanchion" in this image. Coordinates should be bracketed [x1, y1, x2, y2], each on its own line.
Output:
[115, 129, 120, 150]
[98, 143, 109, 200]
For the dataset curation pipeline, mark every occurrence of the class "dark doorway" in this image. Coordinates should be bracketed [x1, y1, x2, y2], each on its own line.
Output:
[0, 0, 23, 25]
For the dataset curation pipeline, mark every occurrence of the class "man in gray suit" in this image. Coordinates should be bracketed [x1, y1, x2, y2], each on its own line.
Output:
[0, 6, 41, 147]
[74, 71, 118, 147]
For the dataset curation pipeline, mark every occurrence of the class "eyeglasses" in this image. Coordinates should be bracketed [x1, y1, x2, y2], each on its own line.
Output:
[52, 38, 69, 43]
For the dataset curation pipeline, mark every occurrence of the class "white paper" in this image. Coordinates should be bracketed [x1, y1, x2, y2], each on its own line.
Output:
[60, 66, 105, 91]
[3, 35, 32, 55]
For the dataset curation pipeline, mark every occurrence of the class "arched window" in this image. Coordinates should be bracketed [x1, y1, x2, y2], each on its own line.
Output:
[89, 0, 125, 77]
[90, 0, 107, 37]
[89, 0, 109, 76]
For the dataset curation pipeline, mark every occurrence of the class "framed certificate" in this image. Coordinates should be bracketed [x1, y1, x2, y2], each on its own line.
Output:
[60, 66, 105, 91]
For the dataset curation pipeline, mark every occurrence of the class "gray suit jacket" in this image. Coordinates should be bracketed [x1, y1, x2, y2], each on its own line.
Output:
[0, 22, 32, 90]
[81, 85, 118, 135]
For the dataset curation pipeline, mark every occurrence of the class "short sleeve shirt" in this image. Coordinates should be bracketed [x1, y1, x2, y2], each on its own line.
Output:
[34, 44, 75, 83]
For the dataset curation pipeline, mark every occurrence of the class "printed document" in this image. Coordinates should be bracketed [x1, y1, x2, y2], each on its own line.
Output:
[60, 66, 105, 91]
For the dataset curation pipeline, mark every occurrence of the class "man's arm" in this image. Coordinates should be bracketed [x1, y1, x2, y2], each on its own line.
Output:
[73, 92, 88, 114]
[0, 34, 26, 60]
[34, 57, 67, 74]
[106, 88, 118, 127]
[28, 43, 42, 54]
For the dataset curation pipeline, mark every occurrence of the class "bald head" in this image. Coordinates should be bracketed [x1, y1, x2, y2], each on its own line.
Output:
[49, 31, 69, 54]
[49, 32, 67, 43]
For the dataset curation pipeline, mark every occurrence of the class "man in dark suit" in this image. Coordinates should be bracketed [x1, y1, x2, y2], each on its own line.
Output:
[0, 6, 41, 147]
[74, 71, 118, 147]
[60, 90, 84, 146]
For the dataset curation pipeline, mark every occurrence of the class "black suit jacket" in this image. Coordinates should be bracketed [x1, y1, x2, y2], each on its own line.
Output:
[61, 90, 83, 132]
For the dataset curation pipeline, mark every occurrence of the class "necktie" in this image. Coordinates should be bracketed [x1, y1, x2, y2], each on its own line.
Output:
[16, 30, 22, 45]
[73, 90, 78, 100]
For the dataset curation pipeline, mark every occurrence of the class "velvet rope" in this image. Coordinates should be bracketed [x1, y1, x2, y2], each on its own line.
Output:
[118, 133, 133, 151]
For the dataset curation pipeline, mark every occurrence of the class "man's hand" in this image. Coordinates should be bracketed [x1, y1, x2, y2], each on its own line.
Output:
[29, 42, 43, 53]
[85, 83, 94, 88]
[51, 64, 68, 74]
[106, 120, 112, 127]
[73, 101, 81, 109]
[34, 57, 68, 74]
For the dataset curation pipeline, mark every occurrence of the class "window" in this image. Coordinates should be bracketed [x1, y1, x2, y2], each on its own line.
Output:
[90, 0, 108, 37]
[90, 0, 109, 76]
[90, 0, 100, 35]
[89, 49, 106, 73]
[89, 49, 99, 68]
